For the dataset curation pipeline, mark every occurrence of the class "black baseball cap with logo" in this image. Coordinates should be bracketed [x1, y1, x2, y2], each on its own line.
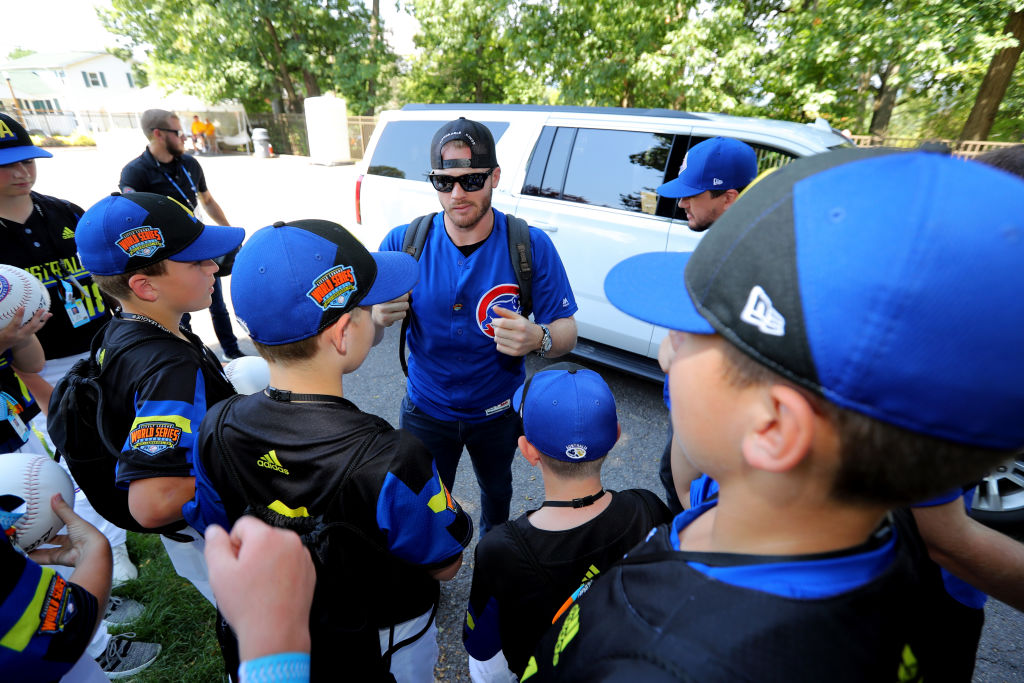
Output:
[0, 113, 53, 165]
[429, 117, 499, 170]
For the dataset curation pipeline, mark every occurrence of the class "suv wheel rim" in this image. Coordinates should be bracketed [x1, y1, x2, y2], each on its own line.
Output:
[972, 456, 1024, 515]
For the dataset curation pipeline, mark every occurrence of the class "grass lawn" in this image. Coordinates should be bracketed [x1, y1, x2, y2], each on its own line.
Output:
[110, 532, 224, 682]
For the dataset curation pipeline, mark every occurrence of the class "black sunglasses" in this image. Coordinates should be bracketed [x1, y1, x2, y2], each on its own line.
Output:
[152, 127, 184, 138]
[429, 168, 495, 193]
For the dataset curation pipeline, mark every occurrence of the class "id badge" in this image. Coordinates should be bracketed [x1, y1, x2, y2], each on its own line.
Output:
[7, 411, 30, 443]
[61, 279, 89, 328]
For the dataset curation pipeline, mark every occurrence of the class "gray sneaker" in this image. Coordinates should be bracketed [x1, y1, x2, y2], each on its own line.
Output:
[96, 634, 161, 679]
[103, 596, 145, 625]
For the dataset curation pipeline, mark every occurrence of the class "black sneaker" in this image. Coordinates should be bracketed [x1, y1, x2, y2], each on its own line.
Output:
[96, 634, 161, 679]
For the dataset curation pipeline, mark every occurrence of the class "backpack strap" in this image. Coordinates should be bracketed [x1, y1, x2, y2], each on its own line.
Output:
[505, 214, 533, 318]
[398, 213, 436, 377]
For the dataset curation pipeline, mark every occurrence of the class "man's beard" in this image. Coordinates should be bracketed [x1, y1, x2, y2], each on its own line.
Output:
[445, 192, 492, 230]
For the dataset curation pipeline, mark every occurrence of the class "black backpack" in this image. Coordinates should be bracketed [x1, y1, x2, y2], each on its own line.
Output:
[398, 212, 532, 376]
[47, 322, 189, 538]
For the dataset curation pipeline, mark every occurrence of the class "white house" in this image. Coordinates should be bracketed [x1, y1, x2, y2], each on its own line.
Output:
[0, 51, 142, 135]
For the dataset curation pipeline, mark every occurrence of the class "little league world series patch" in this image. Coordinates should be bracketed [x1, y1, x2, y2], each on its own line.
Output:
[117, 226, 165, 259]
[307, 265, 358, 310]
[129, 418, 186, 455]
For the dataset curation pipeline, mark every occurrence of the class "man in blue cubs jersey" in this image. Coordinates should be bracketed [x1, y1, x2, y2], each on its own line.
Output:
[374, 117, 578, 535]
[188, 220, 472, 681]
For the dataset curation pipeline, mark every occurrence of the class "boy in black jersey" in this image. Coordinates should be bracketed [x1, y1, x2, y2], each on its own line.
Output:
[186, 219, 473, 682]
[524, 150, 1024, 682]
[74, 191, 244, 604]
[463, 364, 670, 680]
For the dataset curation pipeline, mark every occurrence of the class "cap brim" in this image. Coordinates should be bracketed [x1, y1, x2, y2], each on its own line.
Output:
[512, 383, 526, 412]
[604, 252, 715, 334]
[172, 225, 245, 262]
[360, 251, 419, 306]
[657, 176, 703, 198]
[0, 146, 53, 165]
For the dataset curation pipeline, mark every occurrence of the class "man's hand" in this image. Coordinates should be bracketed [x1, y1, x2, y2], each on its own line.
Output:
[0, 306, 50, 354]
[490, 306, 542, 357]
[205, 517, 315, 661]
[372, 293, 410, 328]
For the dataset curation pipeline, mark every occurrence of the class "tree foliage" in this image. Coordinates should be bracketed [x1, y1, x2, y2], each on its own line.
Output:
[100, 0, 395, 114]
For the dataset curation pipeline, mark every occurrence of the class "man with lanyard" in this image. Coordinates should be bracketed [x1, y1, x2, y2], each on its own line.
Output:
[374, 118, 578, 536]
[119, 109, 245, 360]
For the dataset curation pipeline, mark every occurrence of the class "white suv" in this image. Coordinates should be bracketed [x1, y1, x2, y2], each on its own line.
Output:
[354, 104, 849, 378]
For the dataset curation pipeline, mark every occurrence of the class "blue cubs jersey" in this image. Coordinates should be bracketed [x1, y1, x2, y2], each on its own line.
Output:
[381, 210, 577, 422]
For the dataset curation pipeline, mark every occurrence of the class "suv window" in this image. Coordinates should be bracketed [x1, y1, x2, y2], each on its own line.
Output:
[524, 127, 673, 215]
[367, 120, 510, 180]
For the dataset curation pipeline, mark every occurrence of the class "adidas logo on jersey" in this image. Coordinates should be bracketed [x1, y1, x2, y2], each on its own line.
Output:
[257, 450, 290, 475]
[62, 227, 75, 239]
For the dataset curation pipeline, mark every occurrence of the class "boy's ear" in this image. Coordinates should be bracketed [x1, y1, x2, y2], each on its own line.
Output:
[518, 435, 541, 467]
[127, 273, 160, 303]
[320, 314, 351, 354]
[741, 384, 815, 473]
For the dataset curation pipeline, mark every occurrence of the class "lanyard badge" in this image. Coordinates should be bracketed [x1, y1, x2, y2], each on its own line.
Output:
[0, 392, 30, 443]
[60, 278, 90, 328]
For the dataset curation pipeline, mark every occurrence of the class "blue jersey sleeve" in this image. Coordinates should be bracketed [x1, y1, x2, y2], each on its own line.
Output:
[527, 228, 578, 325]
[375, 455, 472, 567]
[115, 364, 209, 485]
[181, 428, 231, 534]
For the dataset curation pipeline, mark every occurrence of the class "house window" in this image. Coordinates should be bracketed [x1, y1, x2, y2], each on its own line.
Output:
[52, 98, 61, 113]
[82, 71, 107, 88]
[126, 72, 134, 88]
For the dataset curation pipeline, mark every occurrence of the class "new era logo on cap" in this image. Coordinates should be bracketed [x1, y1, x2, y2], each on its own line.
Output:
[740, 286, 785, 336]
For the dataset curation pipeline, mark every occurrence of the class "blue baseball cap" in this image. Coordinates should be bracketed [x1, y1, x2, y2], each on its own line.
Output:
[0, 113, 52, 165]
[658, 137, 757, 198]
[231, 219, 418, 345]
[76, 192, 244, 276]
[606, 149, 1024, 450]
[513, 363, 618, 462]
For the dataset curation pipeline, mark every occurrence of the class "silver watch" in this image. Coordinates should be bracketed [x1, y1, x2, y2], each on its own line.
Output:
[537, 323, 552, 357]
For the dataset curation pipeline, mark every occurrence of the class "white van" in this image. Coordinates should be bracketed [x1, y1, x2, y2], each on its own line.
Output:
[355, 104, 850, 379]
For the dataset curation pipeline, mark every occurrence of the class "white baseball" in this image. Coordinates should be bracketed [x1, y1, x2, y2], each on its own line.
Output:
[0, 264, 50, 328]
[0, 452, 74, 553]
[224, 355, 270, 395]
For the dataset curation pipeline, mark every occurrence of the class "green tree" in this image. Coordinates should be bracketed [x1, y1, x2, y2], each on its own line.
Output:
[402, 0, 519, 103]
[6, 48, 36, 61]
[961, 8, 1024, 140]
[100, 0, 395, 114]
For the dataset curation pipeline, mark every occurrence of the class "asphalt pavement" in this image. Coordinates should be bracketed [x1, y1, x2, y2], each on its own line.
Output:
[37, 146, 1024, 682]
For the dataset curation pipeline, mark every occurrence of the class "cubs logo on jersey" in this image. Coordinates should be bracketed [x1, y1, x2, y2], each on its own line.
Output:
[129, 419, 184, 455]
[117, 227, 165, 258]
[476, 283, 520, 337]
[307, 265, 358, 311]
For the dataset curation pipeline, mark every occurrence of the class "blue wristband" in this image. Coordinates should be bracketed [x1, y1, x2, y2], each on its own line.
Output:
[238, 652, 310, 683]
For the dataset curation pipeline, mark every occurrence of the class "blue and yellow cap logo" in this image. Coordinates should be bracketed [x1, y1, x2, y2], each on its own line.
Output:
[307, 265, 358, 310]
[117, 226, 165, 258]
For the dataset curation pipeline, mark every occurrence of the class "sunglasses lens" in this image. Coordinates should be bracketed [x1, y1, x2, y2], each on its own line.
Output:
[459, 173, 486, 192]
[430, 175, 455, 192]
